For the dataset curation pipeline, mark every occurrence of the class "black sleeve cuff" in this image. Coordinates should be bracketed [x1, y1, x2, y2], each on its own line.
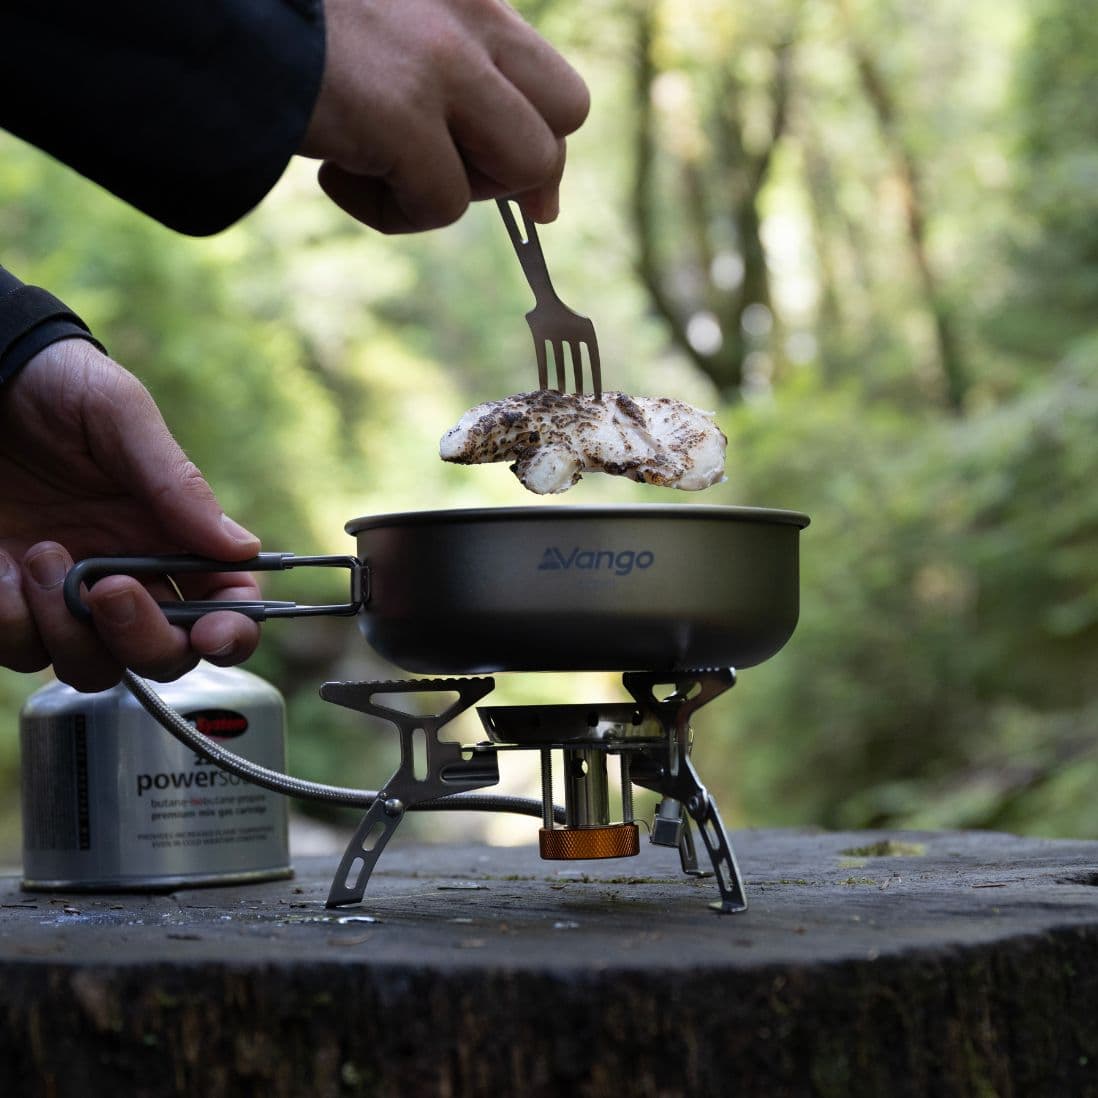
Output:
[0, 272, 105, 388]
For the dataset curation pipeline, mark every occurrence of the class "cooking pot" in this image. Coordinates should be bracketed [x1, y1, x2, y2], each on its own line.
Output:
[64, 505, 809, 673]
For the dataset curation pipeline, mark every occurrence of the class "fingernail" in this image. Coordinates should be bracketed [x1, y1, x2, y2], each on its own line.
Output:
[26, 548, 68, 589]
[221, 514, 259, 546]
[97, 589, 137, 626]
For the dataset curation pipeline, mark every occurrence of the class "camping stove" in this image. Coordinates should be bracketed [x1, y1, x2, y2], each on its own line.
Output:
[322, 668, 746, 914]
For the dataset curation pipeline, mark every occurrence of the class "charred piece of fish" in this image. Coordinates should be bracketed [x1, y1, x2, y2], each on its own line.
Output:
[440, 390, 727, 495]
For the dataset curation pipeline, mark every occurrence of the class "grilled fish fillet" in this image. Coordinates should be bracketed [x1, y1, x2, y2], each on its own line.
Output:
[440, 390, 727, 495]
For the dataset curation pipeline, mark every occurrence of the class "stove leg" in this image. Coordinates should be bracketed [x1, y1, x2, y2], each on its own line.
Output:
[326, 796, 404, 907]
[680, 769, 747, 913]
[622, 668, 745, 912]
[677, 818, 712, 879]
[319, 677, 498, 908]
[638, 766, 747, 912]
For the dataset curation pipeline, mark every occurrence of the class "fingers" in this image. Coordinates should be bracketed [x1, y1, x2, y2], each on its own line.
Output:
[191, 608, 262, 667]
[447, 58, 568, 210]
[176, 574, 262, 666]
[511, 140, 568, 224]
[86, 570, 261, 674]
[459, 5, 586, 220]
[17, 542, 261, 692]
[318, 127, 472, 234]
[0, 549, 48, 673]
[83, 575, 199, 684]
[304, 0, 589, 233]
[21, 542, 124, 691]
[317, 125, 563, 235]
[490, 7, 590, 138]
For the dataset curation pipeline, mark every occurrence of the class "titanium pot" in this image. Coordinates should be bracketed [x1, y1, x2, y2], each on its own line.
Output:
[64, 505, 810, 673]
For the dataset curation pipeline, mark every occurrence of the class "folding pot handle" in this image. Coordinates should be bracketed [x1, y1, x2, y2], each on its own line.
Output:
[63, 553, 365, 625]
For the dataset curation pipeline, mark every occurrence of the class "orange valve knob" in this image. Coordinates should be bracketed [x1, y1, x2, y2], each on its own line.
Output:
[538, 823, 640, 861]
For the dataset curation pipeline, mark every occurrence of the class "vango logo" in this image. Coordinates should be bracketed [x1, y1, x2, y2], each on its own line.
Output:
[538, 547, 656, 576]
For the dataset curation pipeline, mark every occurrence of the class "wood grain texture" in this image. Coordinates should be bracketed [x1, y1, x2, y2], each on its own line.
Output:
[3, 829, 1098, 1097]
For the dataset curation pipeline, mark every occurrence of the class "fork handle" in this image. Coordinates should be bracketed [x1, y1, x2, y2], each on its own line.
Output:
[496, 199, 559, 306]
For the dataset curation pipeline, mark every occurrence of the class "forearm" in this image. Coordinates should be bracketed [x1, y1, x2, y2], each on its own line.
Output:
[0, 265, 104, 389]
[0, 1, 325, 236]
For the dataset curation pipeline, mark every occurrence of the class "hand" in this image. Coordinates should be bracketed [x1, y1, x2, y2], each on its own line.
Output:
[0, 339, 263, 691]
[301, 0, 590, 232]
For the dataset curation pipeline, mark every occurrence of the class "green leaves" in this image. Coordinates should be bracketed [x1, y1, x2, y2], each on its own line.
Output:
[3, 0, 1098, 853]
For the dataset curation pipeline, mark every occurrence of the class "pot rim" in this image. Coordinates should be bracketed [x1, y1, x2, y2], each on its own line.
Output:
[346, 504, 810, 534]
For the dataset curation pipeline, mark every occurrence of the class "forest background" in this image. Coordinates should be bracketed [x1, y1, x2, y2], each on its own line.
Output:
[2, 0, 1097, 861]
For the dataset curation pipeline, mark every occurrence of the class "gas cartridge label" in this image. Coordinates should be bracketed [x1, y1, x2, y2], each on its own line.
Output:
[182, 709, 249, 737]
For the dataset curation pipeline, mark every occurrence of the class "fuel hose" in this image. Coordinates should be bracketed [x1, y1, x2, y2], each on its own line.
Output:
[122, 669, 566, 823]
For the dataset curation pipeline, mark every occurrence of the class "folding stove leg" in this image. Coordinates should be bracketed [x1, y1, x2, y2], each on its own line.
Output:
[679, 759, 747, 913]
[638, 761, 747, 912]
[624, 668, 747, 914]
[327, 797, 405, 907]
[319, 677, 499, 908]
[677, 815, 710, 878]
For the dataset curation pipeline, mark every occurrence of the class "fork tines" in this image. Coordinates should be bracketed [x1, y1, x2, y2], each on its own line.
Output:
[534, 333, 602, 398]
[497, 198, 603, 400]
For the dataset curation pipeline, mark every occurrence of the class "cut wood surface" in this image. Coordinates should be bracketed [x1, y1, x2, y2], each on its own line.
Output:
[3, 829, 1098, 1097]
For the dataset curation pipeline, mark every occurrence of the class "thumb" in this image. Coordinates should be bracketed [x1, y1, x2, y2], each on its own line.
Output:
[86, 357, 261, 560]
[144, 449, 262, 561]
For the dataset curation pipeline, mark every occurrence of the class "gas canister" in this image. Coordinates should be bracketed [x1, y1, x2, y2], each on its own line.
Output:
[19, 662, 292, 891]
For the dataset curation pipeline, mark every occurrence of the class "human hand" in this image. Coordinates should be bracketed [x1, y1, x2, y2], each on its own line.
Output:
[301, 0, 590, 232]
[0, 339, 263, 691]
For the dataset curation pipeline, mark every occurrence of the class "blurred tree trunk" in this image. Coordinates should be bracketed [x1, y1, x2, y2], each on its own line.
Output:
[835, 0, 968, 412]
[990, 0, 1098, 367]
[800, 133, 854, 382]
[628, 1, 796, 399]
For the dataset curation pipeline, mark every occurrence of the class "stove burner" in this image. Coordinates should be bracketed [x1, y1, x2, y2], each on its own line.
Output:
[320, 669, 746, 914]
[479, 703, 659, 744]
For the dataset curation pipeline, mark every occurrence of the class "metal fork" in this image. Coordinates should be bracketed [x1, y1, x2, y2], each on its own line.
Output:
[497, 198, 602, 398]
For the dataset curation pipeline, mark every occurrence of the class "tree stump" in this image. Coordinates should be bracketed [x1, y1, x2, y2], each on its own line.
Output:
[3, 828, 1098, 1097]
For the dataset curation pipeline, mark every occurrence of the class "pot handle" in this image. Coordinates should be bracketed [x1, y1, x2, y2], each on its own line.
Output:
[63, 553, 365, 625]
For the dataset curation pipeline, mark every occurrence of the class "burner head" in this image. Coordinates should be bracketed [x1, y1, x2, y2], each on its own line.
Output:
[478, 703, 661, 746]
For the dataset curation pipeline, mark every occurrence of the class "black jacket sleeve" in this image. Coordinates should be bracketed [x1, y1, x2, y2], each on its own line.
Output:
[0, 0, 326, 237]
[0, 265, 105, 388]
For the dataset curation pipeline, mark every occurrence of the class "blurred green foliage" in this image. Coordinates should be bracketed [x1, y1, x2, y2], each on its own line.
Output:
[2, 0, 1097, 861]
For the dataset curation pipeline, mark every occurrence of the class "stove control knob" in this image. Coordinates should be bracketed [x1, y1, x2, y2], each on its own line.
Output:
[538, 823, 640, 860]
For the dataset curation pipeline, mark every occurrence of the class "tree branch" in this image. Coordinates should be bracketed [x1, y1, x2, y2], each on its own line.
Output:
[836, 0, 968, 412]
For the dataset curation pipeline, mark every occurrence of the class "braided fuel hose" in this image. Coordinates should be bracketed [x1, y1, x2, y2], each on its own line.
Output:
[122, 669, 565, 822]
